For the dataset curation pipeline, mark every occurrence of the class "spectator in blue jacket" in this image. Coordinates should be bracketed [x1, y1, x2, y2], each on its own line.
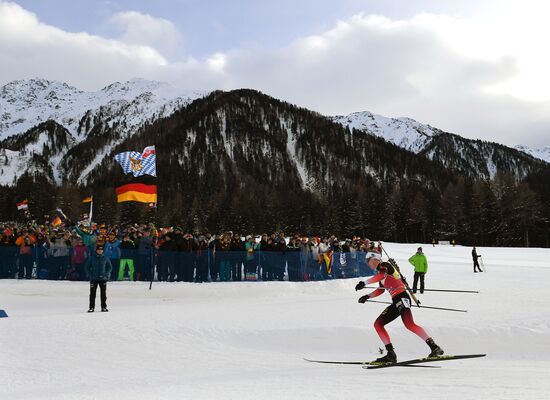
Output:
[85, 245, 112, 312]
[104, 233, 121, 280]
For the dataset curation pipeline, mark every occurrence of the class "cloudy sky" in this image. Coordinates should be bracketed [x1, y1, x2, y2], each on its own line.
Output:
[1, 0, 549, 147]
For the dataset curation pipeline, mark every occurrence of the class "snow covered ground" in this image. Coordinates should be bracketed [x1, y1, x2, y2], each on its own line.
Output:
[1, 242, 549, 400]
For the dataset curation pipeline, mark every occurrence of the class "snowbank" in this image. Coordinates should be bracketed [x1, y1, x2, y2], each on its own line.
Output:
[1, 242, 549, 399]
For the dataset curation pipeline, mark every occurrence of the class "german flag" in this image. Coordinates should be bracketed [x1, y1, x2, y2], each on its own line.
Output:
[82, 196, 93, 203]
[116, 183, 157, 203]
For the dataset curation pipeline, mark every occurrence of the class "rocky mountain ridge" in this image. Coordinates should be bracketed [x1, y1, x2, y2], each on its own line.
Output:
[332, 111, 548, 179]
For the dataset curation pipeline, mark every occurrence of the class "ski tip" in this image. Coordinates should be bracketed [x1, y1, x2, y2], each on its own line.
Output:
[303, 358, 371, 365]
[426, 353, 487, 360]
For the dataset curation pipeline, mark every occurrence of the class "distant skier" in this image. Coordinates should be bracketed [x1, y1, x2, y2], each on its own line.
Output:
[355, 251, 444, 364]
[85, 245, 112, 312]
[408, 247, 428, 294]
[472, 247, 483, 273]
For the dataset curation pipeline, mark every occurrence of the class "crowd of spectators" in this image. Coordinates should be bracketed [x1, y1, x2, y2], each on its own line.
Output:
[0, 222, 380, 282]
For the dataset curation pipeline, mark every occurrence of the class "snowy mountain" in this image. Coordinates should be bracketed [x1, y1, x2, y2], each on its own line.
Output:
[1, 78, 548, 188]
[332, 111, 548, 179]
[0, 78, 206, 184]
[0, 120, 74, 185]
[1, 83, 550, 242]
[331, 111, 439, 153]
[85, 89, 457, 211]
[514, 145, 550, 163]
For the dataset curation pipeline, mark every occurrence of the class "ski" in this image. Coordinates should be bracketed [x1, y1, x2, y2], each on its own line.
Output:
[362, 353, 486, 369]
[304, 358, 440, 368]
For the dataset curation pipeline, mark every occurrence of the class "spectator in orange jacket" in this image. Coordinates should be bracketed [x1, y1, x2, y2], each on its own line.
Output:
[15, 230, 36, 279]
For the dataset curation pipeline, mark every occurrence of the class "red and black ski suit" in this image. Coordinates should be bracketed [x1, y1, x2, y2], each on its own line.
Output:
[366, 265, 430, 346]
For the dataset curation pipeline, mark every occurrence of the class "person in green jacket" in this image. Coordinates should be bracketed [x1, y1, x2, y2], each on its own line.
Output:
[408, 247, 428, 294]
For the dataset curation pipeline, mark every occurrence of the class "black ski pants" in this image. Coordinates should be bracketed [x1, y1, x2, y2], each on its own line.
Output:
[89, 281, 107, 310]
[18, 254, 34, 279]
[473, 259, 482, 272]
[412, 272, 425, 294]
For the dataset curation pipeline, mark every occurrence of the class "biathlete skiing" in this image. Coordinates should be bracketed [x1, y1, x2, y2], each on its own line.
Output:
[355, 249, 444, 364]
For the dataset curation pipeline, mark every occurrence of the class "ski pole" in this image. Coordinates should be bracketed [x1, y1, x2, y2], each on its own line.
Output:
[364, 286, 479, 294]
[380, 246, 421, 307]
[149, 248, 154, 290]
[364, 299, 467, 313]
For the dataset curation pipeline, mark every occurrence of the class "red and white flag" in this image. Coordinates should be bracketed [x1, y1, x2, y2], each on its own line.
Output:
[16, 200, 29, 210]
[142, 145, 156, 158]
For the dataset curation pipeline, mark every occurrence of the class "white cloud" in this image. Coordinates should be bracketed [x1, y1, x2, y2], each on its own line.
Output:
[0, 1, 167, 90]
[204, 11, 550, 147]
[109, 11, 183, 60]
[1, 1, 549, 147]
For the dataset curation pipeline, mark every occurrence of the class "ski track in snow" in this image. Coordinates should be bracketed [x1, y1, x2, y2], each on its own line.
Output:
[1, 242, 550, 399]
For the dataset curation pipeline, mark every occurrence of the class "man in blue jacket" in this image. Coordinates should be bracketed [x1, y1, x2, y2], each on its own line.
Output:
[104, 232, 121, 280]
[86, 245, 112, 312]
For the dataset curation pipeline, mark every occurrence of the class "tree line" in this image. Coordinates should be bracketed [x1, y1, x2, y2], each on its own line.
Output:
[1, 168, 548, 247]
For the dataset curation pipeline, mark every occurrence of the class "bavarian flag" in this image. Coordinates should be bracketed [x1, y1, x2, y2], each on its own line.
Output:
[114, 145, 156, 178]
[116, 176, 157, 203]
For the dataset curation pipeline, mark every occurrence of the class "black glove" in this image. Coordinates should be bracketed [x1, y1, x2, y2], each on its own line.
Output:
[355, 281, 366, 291]
[358, 294, 370, 303]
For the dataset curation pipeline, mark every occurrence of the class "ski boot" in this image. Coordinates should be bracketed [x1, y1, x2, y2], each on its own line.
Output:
[374, 343, 397, 364]
[87, 308, 94, 313]
[426, 338, 444, 358]
[101, 308, 109, 312]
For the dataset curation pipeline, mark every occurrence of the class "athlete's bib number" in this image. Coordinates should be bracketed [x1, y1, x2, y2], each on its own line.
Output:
[397, 297, 411, 311]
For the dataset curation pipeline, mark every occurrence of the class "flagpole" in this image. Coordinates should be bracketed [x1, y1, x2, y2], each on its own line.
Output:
[149, 201, 159, 291]
[149, 145, 157, 291]
[88, 197, 93, 227]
